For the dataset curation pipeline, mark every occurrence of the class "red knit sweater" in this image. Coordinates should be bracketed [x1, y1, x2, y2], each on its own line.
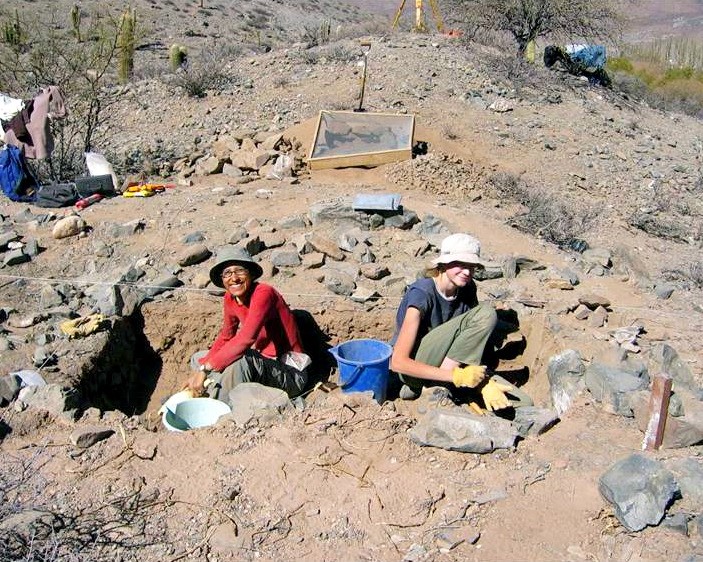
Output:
[202, 283, 304, 372]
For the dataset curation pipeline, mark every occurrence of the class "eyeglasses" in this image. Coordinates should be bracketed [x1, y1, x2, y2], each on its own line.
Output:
[221, 266, 250, 280]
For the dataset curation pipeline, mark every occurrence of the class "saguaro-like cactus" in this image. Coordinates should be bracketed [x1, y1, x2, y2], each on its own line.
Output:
[118, 7, 136, 84]
[71, 4, 81, 42]
[169, 43, 188, 71]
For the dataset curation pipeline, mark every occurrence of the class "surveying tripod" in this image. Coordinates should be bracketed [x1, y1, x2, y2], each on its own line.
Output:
[392, 0, 444, 33]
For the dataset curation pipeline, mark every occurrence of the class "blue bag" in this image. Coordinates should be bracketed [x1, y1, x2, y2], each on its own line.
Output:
[0, 145, 37, 202]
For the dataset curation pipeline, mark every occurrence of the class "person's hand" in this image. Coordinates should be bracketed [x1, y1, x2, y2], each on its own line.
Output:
[184, 370, 207, 397]
[481, 379, 513, 411]
[452, 365, 487, 388]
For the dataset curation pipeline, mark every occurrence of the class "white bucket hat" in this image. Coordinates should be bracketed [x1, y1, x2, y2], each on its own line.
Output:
[432, 233, 485, 269]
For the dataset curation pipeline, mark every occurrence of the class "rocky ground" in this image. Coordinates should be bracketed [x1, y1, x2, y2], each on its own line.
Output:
[1, 10, 703, 562]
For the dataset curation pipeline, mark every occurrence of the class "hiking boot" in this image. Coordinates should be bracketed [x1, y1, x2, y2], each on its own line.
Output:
[399, 384, 421, 400]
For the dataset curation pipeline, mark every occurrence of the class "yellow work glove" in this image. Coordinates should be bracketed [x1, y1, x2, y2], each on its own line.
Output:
[481, 379, 513, 411]
[452, 365, 487, 388]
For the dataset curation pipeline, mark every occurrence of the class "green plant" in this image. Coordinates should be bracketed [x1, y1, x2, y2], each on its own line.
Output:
[117, 7, 136, 84]
[70, 4, 81, 42]
[606, 56, 633, 73]
[1, 10, 26, 51]
[169, 43, 187, 71]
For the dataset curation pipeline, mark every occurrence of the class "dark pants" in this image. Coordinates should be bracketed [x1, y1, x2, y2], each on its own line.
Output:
[190, 349, 308, 404]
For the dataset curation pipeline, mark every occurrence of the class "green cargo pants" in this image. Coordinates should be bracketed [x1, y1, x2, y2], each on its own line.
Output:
[399, 302, 532, 407]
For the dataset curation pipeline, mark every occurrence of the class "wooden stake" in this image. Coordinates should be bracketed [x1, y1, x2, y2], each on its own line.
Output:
[642, 373, 672, 451]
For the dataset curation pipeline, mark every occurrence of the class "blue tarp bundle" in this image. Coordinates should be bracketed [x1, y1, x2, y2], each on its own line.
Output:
[565, 44, 607, 69]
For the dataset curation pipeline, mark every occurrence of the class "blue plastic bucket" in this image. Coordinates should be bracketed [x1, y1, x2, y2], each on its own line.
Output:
[329, 339, 392, 403]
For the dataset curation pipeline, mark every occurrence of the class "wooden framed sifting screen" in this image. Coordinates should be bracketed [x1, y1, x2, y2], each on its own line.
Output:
[307, 110, 415, 170]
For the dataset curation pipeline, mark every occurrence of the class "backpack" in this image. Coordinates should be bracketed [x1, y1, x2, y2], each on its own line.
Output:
[0, 144, 37, 202]
[34, 183, 79, 208]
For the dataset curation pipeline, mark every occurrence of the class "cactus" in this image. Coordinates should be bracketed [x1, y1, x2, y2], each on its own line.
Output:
[70, 4, 81, 42]
[2, 10, 25, 50]
[117, 7, 136, 84]
[169, 43, 188, 71]
[320, 19, 331, 45]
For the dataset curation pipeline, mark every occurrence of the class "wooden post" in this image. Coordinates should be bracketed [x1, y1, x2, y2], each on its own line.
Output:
[642, 373, 672, 451]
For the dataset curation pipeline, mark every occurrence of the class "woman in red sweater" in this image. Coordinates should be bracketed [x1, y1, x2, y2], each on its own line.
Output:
[184, 246, 309, 403]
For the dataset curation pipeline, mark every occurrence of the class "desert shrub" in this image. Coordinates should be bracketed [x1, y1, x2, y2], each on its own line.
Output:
[484, 53, 541, 92]
[166, 47, 240, 97]
[0, 448, 171, 560]
[490, 172, 596, 248]
[0, 7, 130, 181]
[607, 56, 633, 73]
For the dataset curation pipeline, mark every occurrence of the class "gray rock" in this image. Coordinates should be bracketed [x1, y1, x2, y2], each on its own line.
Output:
[145, 274, 182, 298]
[84, 284, 122, 316]
[240, 236, 264, 256]
[512, 406, 560, 437]
[106, 219, 145, 238]
[650, 344, 697, 391]
[360, 263, 390, 280]
[502, 257, 518, 279]
[547, 349, 586, 415]
[92, 239, 113, 258]
[39, 285, 64, 308]
[0, 230, 20, 250]
[19, 384, 80, 418]
[323, 270, 355, 296]
[338, 231, 358, 251]
[222, 163, 243, 178]
[195, 155, 225, 175]
[3, 249, 30, 266]
[473, 265, 503, 281]
[183, 231, 206, 244]
[599, 453, 679, 532]
[23, 238, 39, 257]
[227, 227, 248, 244]
[383, 210, 419, 230]
[0, 374, 21, 406]
[278, 215, 308, 229]
[578, 293, 611, 309]
[654, 283, 675, 300]
[177, 243, 211, 267]
[227, 382, 291, 426]
[660, 512, 690, 535]
[585, 363, 649, 417]
[259, 232, 286, 249]
[270, 247, 301, 267]
[414, 214, 448, 235]
[368, 213, 384, 229]
[409, 409, 520, 453]
[664, 458, 703, 506]
[70, 426, 115, 448]
[353, 244, 376, 264]
[309, 200, 368, 228]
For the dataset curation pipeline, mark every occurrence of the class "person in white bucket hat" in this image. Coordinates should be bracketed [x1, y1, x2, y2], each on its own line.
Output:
[390, 233, 531, 410]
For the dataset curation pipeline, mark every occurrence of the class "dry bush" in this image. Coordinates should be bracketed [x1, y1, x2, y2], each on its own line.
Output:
[490, 172, 596, 248]
[165, 45, 241, 98]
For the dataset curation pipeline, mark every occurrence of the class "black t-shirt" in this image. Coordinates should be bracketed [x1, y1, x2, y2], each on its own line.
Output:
[390, 277, 478, 357]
